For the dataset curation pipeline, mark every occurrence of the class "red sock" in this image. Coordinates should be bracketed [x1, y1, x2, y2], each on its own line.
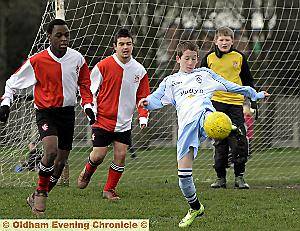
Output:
[85, 161, 97, 173]
[103, 167, 123, 191]
[36, 175, 50, 192]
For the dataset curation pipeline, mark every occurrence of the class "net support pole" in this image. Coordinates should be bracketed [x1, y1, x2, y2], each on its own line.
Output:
[293, 121, 299, 148]
[55, 0, 65, 20]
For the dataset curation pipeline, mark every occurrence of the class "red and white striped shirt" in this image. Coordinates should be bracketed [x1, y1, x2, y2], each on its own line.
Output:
[1, 47, 93, 109]
[90, 54, 150, 132]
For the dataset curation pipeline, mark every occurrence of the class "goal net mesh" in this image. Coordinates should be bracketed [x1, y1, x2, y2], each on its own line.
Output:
[0, 0, 299, 187]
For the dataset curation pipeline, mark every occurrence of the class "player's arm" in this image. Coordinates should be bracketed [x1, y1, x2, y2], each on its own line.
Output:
[77, 59, 95, 125]
[0, 60, 37, 123]
[1, 59, 37, 107]
[136, 73, 150, 129]
[207, 68, 269, 101]
[78, 60, 93, 106]
[239, 53, 254, 88]
[139, 78, 174, 111]
[239, 53, 259, 119]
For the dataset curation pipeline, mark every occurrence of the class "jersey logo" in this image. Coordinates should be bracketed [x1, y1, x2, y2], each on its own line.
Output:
[195, 75, 202, 84]
[134, 75, 141, 83]
[92, 133, 95, 141]
[233, 61, 238, 69]
[42, 123, 48, 131]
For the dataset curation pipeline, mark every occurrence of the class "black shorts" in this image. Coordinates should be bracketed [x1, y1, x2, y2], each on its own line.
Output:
[92, 127, 132, 147]
[36, 107, 75, 151]
[212, 101, 245, 129]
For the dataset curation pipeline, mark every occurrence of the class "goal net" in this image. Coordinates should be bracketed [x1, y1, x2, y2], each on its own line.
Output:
[1, 0, 299, 187]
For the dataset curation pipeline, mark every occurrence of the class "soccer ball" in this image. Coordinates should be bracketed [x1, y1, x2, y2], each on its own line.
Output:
[204, 112, 232, 140]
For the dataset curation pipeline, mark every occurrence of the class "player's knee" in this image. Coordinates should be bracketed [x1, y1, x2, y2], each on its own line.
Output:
[214, 160, 227, 170]
[42, 152, 57, 166]
[233, 156, 248, 164]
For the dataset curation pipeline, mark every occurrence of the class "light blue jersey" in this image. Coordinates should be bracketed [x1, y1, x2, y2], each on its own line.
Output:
[145, 67, 265, 159]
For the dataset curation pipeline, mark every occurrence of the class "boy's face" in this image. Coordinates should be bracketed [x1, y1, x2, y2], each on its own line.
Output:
[48, 25, 70, 53]
[113, 37, 133, 63]
[215, 35, 233, 53]
[176, 50, 198, 73]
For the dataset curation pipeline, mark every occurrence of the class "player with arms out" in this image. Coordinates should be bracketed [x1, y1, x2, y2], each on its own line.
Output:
[0, 19, 95, 215]
[139, 41, 269, 228]
[77, 28, 150, 200]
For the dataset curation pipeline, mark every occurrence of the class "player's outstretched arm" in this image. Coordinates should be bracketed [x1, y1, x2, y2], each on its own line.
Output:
[205, 67, 270, 101]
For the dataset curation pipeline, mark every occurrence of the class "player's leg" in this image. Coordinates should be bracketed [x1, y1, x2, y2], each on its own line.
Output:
[102, 130, 131, 200]
[211, 101, 230, 188]
[128, 144, 137, 158]
[177, 119, 205, 228]
[48, 150, 70, 191]
[48, 106, 74, 192]
[78, 147, 108, 189]
[211, 139, 229, 188]
[27, 109, 58, 215]
[77, 127, 111, 189]
[178, 148, 204, 228]
[227, 105, 250, 189]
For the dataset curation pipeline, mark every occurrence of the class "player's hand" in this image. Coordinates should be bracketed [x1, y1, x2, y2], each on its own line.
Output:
[263, 91, 270, 97]
[139, 117, 148, 129]
[250, 100, 258, 120]
[138, 98, 148, 107]
[0, 105, 10, 123]
[140, 124, 147, 129]
[85, 108, 95, 125]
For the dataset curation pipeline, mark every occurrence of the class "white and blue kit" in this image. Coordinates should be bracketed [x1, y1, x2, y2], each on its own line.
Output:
[145, 67, 265, 160]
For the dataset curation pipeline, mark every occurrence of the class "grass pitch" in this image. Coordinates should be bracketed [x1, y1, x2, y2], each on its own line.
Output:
[0, 148, 299, 230]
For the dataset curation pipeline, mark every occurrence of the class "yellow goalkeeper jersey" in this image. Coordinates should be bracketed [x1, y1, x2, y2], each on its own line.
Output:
[201, 48, 255, 105]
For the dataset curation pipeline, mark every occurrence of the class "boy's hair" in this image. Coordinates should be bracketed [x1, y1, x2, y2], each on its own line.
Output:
[215, 26, 234, 40]
[47, 19, 68, 34]
[176, 41, 199, 57]
[114, 28, 133, 44]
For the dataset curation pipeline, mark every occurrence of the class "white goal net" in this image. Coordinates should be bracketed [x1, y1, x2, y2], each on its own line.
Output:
[0, 0, 299, 187]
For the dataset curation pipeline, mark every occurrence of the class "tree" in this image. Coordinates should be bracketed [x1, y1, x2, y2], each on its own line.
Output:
[0, 0, 44, 95]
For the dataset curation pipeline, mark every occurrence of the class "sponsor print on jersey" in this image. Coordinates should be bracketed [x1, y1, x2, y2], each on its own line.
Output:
[172, 81, 182, 86]
[180, 88, 204, 96]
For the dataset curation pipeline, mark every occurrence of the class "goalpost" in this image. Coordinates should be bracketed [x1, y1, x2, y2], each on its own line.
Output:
[0, 0, 299, 187]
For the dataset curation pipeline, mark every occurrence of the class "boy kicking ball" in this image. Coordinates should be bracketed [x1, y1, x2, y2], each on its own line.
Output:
[139, 41, 269, 227]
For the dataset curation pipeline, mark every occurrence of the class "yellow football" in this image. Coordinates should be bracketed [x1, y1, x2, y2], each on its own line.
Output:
[204, 112, 232, 140]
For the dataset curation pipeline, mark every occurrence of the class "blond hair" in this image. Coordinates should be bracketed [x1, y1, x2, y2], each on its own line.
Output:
[215, 27, 234, 40]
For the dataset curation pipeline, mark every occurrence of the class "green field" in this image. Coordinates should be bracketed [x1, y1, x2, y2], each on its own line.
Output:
[0, 148, 300, 230]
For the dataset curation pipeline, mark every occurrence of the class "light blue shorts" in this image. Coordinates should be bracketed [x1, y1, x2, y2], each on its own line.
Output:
[177, 111, 208, 160]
